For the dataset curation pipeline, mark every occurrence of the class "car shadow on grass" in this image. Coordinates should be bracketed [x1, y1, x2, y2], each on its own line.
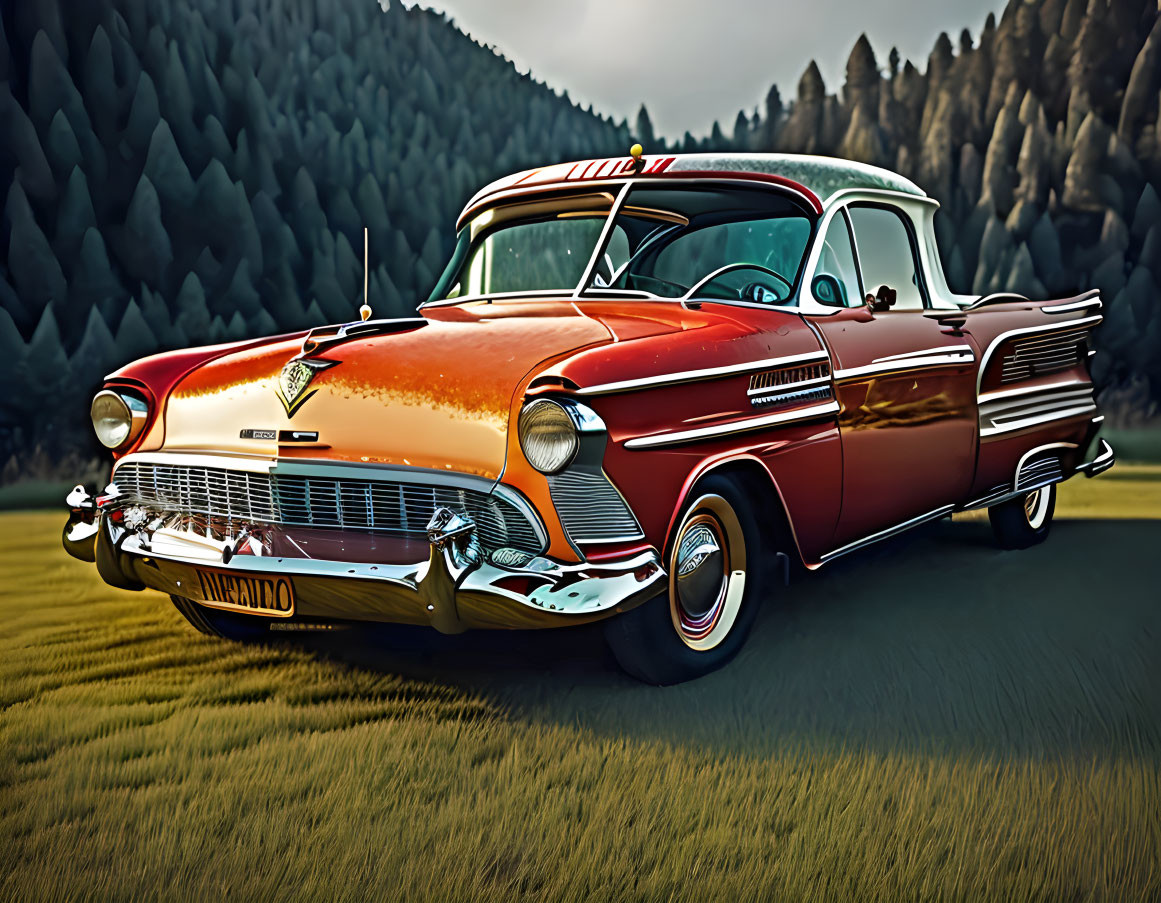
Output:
[294, 518, 1161, 758]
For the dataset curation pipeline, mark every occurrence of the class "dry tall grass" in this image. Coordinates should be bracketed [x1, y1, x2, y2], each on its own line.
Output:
[1, 472, 1159, 901]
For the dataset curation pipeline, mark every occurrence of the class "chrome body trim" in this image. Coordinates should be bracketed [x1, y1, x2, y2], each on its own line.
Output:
[624, 400, 839, 450]
[975, 315, 1103, 394]
[977, 378, 1090, 404]
[820, 505, 955, 563]
[573, 351, 830, 396]
[963, 292, 1030, 311]
[116, 527, 665, 626]
[834, 350, 975, 381]
[1043, 293, 1101, 314]
[978, 384, 1096, 438]
[872, 345, 974, 364]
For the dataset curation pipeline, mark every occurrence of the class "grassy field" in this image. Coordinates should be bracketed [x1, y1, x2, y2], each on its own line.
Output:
[1, 472, 1159, 902]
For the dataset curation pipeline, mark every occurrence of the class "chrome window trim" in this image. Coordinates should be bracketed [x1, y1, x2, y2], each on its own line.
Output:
[820, 504, 955, 563]
[112, 451, 549, 550]
[575, 181, 633, 298]
[574, 350, 831, 396]
[975, 315, 1103, 393]
[623, 400, 839, 450]
[421, 289, 575, 310]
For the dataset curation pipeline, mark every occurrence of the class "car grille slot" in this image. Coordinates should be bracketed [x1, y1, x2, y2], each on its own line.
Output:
[1000, 329, 1088, 383]
[113, 462, 543, 554]
[748, 362, 830, 393]
[547, 470, 643, 544]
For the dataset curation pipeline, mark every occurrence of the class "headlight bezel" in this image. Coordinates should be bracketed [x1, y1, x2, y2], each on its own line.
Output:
[91, 389, 149, 450]
[518, 398, 580, 474]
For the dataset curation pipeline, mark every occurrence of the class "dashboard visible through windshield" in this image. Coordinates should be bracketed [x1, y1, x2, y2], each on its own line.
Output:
[427, 183, 816, 306]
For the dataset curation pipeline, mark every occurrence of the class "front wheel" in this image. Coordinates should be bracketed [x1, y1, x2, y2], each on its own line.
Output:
[988, 483, 1056, 550]
[603, 474, 768, 684]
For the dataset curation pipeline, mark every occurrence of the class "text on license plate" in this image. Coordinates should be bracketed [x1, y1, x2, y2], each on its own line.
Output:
[193, 568, 295, 618]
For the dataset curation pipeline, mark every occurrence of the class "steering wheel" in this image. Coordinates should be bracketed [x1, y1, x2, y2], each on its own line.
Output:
[690, 263, 793, 302]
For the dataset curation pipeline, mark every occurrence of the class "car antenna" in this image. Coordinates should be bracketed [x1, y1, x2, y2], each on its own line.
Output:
[359, 227, 372, 322]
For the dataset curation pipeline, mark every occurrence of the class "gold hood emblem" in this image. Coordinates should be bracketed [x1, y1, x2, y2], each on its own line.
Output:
[276, 357, 339, 417]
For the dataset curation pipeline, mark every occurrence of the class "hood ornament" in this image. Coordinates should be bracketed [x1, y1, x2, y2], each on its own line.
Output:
[276, 357, 339, 417]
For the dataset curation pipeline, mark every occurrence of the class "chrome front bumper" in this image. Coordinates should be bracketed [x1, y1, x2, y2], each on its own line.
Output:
[62, 493, 665, 632]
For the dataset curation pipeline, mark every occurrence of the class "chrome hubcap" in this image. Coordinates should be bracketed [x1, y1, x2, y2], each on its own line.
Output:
[669, 495, 747, 652]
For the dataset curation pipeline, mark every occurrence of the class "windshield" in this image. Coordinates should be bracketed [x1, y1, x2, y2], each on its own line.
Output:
[427, 184, 815, 305]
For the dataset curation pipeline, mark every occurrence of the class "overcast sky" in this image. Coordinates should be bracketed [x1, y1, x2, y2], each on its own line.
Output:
[400, 0, 1007, 139]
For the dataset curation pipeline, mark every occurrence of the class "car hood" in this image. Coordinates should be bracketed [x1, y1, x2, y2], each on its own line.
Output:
[158, 300, 691, 479]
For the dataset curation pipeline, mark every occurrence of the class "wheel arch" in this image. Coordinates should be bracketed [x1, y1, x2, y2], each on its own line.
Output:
[663, 453, 805, 568]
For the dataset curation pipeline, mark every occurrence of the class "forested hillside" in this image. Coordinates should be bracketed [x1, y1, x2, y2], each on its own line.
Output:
[1, 0, 1158, 480]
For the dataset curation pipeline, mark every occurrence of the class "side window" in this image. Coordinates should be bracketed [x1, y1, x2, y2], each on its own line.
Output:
[813, 212, 861, 307]
[847, 205, 926, 311]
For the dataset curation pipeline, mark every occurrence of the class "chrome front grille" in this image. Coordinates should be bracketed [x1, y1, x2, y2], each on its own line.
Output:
[547, 470, 643, 544]
[112, 462, 544, 554]
[1001, 328, 1088, 383]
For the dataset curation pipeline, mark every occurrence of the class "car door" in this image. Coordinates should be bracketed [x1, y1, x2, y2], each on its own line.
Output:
[805, 203, 978, 548]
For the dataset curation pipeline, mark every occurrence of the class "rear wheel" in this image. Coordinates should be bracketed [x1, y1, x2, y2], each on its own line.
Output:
[603, 474, 769, 684]
[988, 483, 1056, 550]
[170, 594, 272, 642]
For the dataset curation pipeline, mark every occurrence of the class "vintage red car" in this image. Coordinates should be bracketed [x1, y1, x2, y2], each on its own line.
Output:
[64, 151, 1115, 683]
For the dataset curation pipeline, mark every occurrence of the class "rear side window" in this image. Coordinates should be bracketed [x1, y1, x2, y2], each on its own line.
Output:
[847, 205, 926, 311]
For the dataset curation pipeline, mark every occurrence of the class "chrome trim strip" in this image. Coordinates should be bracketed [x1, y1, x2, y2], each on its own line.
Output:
[746, 375, 832, 397]
[1043, 293, 1101, 314]
[820, 504, 954, 563]
[979, 403, 1097, 438]
[623, 400, 839, 449]
[976, 315, 1103, 393]
[872, 345, 974, 364]
[834, 351, 975, 381]
[977, 378, 1091, 403]
[963, 291, 1030, 311]
[113, 452, 550, 549]
[574, 351, 831, 396]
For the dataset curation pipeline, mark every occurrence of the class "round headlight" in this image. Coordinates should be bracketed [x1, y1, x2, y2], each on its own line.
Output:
[518, 400, 578, 474]
[91, 390, 147, 449]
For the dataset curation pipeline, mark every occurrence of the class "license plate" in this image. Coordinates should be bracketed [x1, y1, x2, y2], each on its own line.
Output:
[191, 568, 295, 618]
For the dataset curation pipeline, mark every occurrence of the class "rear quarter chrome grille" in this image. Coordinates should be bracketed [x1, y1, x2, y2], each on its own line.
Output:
[112, 462, 544, 554]
[1000, 328, 1089, 383]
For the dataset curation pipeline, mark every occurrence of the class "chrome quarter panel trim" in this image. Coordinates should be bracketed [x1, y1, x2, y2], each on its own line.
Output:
[871, 345, 974, 364]
[977, 379, 1091, 404]
[624, 400, 840, 449]
[978, 384, 1096, 438]
[574, 351, 831, 396]
[975, 315, 1103, 394]
[833, 350, 976, 381]
[819, 505, 955, 563]
[746, 375, 832, 398]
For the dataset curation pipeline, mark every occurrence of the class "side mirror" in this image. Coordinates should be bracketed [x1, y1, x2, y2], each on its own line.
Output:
[866, 284, 897, 312]
[811, 274, 847, 307]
